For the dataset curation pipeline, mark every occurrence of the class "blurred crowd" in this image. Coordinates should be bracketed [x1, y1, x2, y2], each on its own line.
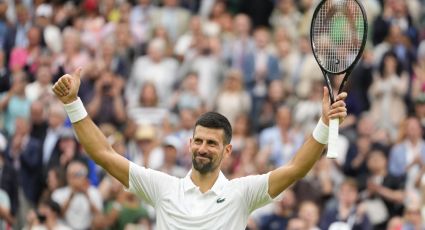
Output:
[0, 0, 425, 229]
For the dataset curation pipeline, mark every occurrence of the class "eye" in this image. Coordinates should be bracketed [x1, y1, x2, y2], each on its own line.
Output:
[193, 139, 202, 145]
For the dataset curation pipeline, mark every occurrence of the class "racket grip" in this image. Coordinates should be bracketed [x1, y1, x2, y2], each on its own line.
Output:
[326, 118, 339, 159]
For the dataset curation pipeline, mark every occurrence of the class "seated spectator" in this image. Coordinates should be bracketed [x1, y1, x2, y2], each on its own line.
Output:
[320, 178, 371, 230]
[25, 199, 71, 230]
[361, 148, 405, 229]
[297, 201, 320, 230]
[51, 160, 103, 230]
[257, 189, 296, 230]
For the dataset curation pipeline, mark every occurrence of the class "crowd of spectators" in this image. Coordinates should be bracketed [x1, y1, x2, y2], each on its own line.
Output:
[0, 0, 425, 229]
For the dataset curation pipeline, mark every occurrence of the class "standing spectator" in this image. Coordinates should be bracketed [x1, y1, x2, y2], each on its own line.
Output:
[0, 70, 31, 137]
[0, 148, 18, 217]
[389, 116, 425, 190]
[4, 4, 31, 59]
[361, 148, 405, 229]
[40, 103, 66, 184]
[151, 0, 190, 42]
[269, 0, 302, 42]
[29, 100, 48, 141]
[222, 14, 255, 71]
[178, 35, 224, 109]
[5, 117, 42, 229]
[369, 51, 409, 140]
[130, 0, 157, 49]
[25, 64, 54, 103]
[282, 35, 322, 99]
[51, 160, 103, 230]
[127, 38, 178, 107]
[257, 105, 304, 167]
[214, 69, 251, 126]
[85, 70, 126, 127]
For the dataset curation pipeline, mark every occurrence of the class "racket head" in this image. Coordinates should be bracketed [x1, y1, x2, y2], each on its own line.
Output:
[310, 0, 368, 75]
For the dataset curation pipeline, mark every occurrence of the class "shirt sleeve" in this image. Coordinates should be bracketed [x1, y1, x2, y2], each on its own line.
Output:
[126, 161, 177, 207]
[235, 172, 274, 213]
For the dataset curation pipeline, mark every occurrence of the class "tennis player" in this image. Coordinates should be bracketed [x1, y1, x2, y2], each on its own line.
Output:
[52, 69, 347, 229]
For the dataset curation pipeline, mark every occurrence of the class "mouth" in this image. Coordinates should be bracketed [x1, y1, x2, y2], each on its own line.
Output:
[195, 155, 211, 162]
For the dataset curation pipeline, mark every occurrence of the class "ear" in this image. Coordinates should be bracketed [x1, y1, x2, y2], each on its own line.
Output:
[224, 144, 232, 158]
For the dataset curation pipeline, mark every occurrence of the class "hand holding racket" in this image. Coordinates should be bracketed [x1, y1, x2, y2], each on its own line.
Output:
[310, 0, 368, 158]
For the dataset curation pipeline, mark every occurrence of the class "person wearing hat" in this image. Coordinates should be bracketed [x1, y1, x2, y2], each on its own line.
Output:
[158, 135, 186, 178]
[131, 124, 163, 170]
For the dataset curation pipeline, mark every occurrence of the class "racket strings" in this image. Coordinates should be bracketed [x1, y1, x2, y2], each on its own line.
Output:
[312, 0, 365, 73]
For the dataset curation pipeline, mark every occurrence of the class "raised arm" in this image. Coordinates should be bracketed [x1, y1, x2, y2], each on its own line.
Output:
[268, 87, 347, 198]
[52, 69, 130, 187]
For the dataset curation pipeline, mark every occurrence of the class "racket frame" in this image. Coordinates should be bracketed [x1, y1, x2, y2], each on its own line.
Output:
[310, 0, 368, 158]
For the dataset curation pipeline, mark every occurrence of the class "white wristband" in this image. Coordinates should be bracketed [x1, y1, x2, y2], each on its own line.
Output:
[63, 97, 88, 123]
[312, 118, 329, 144]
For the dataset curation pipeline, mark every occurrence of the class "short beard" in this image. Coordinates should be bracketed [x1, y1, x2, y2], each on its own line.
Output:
[192, 155, 216, 174]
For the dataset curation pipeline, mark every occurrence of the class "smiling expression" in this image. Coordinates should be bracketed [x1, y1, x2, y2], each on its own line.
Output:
[190, 126, 231, 174]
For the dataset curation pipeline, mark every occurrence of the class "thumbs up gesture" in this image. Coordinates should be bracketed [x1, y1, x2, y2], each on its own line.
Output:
[52, 68, 82, 104]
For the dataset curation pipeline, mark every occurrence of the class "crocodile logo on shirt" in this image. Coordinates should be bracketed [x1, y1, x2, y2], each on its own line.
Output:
[216, 198, 226, 203]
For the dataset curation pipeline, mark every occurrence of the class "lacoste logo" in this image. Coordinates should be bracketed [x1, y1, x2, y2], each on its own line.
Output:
[216, 198, 226, 203]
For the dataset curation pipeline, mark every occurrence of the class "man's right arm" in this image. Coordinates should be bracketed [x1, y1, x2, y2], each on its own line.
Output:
[52, 69, 130, 187]
[72, 117, 129, 187]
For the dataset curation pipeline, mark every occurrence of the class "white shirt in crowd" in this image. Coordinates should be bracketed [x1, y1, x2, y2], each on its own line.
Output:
[52, 186, 103, 230]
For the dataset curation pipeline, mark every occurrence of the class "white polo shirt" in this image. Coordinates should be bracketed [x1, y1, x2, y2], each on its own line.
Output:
[127, 162, 273, 229]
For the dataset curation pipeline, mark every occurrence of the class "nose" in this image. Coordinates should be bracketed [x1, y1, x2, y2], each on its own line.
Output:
[197, 142, 208, 155]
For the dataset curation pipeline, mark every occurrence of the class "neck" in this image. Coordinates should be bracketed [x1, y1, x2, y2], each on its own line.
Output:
[190, 168, 220, 193]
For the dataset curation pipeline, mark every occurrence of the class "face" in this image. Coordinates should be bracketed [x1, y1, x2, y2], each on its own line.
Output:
[190, 126, 231, 174]
[338, 183, 358, 206]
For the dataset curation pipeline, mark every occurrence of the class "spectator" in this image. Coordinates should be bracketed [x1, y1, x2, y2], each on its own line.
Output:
[25, 199, 71, 230]
[389, 116, 425, 190]
[0, 188, 14, 229]
[297, 201, 320, 230]
[369, 51, 409, 140]
[85, 70, 126, 127]
[320, 178, 372, 230]
[25, 64, 54, 103]
[257, 189, 296, 230]
[257, 105, 304, 167]
[51, 160, 103, 230]
[214, 69, 251, 126]
[362, 148, 405, 229]
[151, 0, 190, 42]
[5, 117, 42, 229]
[0, 70, 31, 136]
[127, 38, 179, 107]
[158, 135, 186, 178]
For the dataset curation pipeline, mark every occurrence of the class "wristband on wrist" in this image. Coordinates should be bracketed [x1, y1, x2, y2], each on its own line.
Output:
[312, 118, 329, 145]
[63, 97, 88, 123]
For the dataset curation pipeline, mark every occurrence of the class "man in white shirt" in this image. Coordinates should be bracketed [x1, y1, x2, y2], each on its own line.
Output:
[51, 69, 348, 229]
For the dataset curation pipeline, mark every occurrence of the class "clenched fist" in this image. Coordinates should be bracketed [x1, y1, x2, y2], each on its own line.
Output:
[52, 68, 82, 104]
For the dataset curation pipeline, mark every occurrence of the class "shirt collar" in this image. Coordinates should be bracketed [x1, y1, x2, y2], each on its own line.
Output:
[183, 170, 229, 195]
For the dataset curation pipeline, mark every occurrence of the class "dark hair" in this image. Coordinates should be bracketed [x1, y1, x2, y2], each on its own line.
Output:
[194, 112, 232, 144]
[379, 50, 403, 76]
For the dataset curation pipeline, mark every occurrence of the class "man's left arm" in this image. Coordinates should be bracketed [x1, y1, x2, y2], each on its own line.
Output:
[268, 88, 347, 198]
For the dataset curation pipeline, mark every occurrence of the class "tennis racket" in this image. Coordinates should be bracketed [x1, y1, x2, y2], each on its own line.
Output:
[310, 0, 368, 158]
